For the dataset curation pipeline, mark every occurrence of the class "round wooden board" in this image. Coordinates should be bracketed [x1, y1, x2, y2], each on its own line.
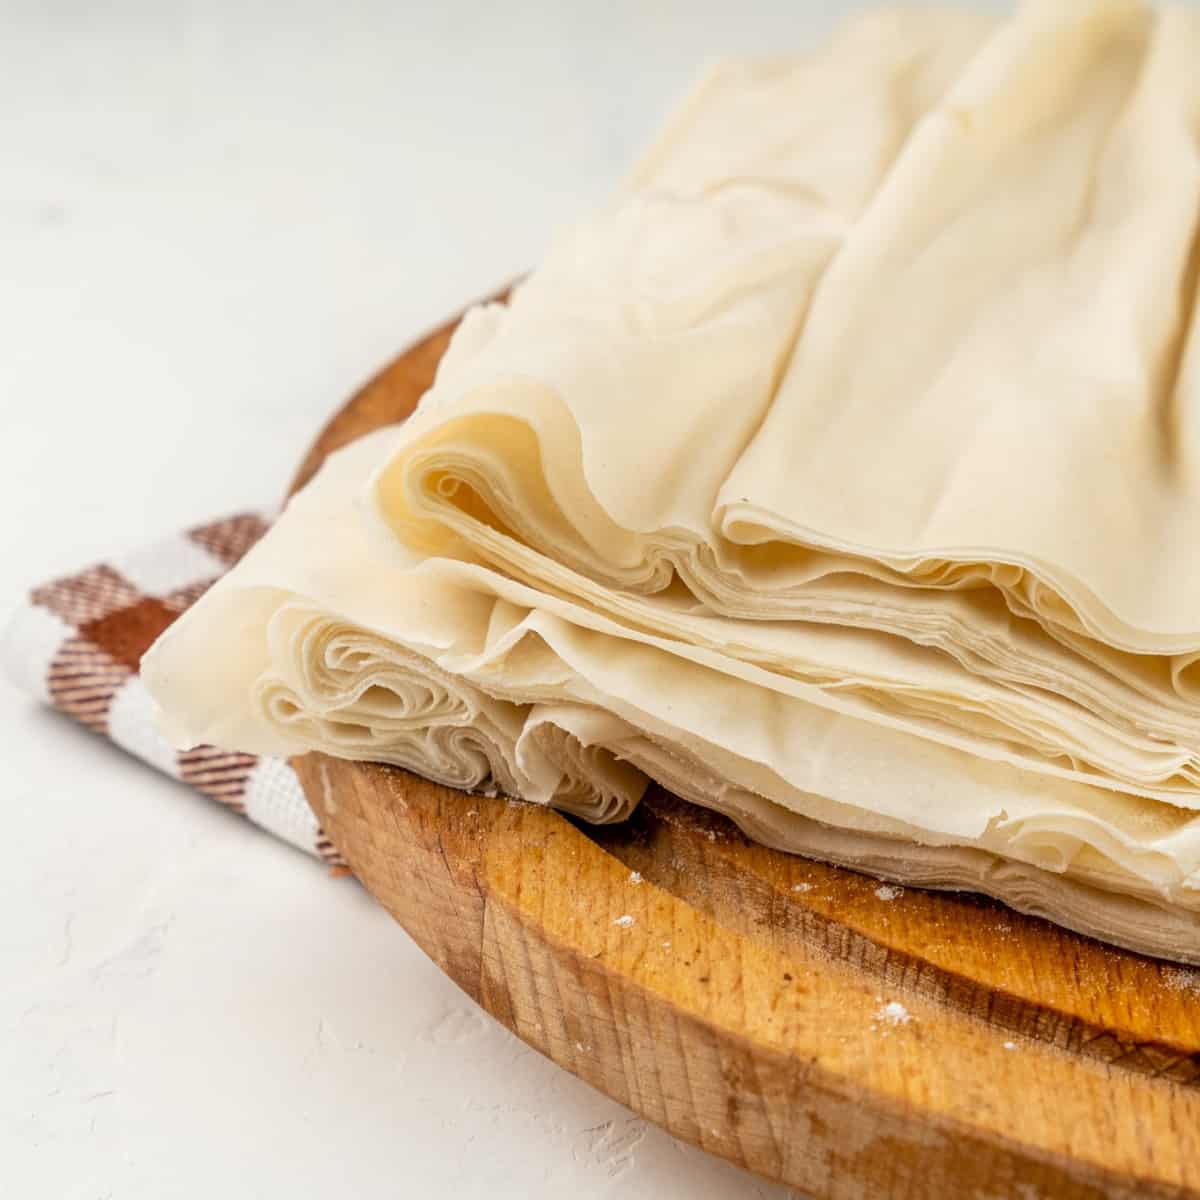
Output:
[290, 305, 1200, 1200]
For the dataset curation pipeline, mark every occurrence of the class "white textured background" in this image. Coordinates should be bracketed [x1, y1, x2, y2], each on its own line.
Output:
[0, 2, 1006, 1196]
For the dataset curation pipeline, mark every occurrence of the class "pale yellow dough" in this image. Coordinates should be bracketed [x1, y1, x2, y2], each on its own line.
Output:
[144, 430, 1200, 961]
[145, 0, 1200, 961]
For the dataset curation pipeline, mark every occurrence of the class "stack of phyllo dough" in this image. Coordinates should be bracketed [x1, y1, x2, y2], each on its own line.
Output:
[145, 0, 1200, 962]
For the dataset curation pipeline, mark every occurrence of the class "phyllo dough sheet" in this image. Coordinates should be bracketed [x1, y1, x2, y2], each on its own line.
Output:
[369, 0, 1200, 809]
[146, 0, 1200, 961]
[145, 430, 1200, 963]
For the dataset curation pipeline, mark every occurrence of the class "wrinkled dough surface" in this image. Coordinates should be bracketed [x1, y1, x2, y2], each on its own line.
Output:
[144, 431, 1200, 964]
[370, 1, 1200, 829]
[146, 0, 1200, 962]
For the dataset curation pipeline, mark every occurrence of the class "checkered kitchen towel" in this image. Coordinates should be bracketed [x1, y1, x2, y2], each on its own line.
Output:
[1, 512, 345, 868]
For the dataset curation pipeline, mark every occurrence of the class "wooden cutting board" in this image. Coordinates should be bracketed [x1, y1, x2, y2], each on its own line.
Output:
[290, 304, 1200, 1200]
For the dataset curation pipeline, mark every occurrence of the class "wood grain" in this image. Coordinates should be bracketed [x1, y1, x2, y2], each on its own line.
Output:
[291, 302, 1200, 1199]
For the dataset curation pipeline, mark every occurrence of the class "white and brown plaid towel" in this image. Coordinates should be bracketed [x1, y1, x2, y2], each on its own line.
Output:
[1, 513, 345, 869]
